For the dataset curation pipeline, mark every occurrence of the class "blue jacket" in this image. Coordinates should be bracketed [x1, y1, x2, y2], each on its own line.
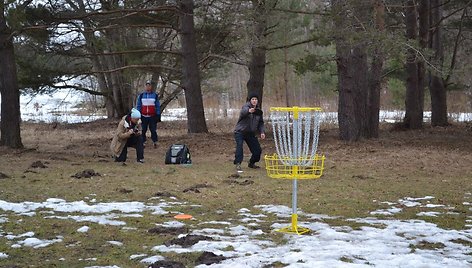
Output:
[137, 91, 160, 117]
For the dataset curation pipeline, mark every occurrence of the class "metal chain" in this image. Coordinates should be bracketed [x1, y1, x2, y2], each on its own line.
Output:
[301, 113, 312, 165]
[271, 109, 321, 167]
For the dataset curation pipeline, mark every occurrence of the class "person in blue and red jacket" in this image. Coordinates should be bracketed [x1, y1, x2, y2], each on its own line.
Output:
[136, 80, 161, 148]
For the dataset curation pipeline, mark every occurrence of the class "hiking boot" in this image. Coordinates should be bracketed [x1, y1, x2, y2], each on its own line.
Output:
[114, 158, 126, 165]
[153, 142, 157, 149]
[137, 159, 145, 164]
[236, 164, 243, 173]
[248, 162, 260, 169]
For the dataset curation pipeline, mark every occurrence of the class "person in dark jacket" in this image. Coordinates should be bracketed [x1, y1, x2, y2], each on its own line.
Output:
[233, 94, 265, 173]
[136, 80, 161, 148]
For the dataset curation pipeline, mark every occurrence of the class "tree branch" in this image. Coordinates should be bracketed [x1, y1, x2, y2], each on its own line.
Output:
[83, 64, 181, 75]
[445, 4, 467, 85]
[435, 0, 472, 26]
[54, 5, 180, 21]
[198, 53, 247, 66]
[272, 7, 329, 16]
[51, 85, 104, 96]
[403, 42, 443, 75]
[267, 37, 317, 50]
[82, 49, 181, 57]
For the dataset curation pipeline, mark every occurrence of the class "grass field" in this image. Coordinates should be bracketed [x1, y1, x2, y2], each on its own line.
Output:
[0, 119, 471, 267]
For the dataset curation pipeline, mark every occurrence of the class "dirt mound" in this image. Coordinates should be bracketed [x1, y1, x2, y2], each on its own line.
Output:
[30, 161, 47, 168]
[71, 169, 101, 179]
[183, 183, 214, 193]
[164, 235, 213, 247]
[148, 226, 188, 236]
[223, 179, 254, 185]
[196, 251, 228, 265]
[148, 260, 185, 268]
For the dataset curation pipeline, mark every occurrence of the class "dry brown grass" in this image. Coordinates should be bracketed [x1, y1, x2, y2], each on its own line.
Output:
[0, 120, 471, 266]
[2, 119, 472, 214]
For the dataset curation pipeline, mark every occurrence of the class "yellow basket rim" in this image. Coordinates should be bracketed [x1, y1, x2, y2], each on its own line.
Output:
[265, 153, 325, 159]
[270, 106, 322, 112]
[264, 153, 325, 179]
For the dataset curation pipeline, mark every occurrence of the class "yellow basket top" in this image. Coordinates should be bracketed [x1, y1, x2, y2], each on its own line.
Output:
[270, 106, 322, 112]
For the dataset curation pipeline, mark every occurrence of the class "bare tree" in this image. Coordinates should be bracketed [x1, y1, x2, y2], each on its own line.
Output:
[179, 0, 208, 133]
[332, 0, 370, 141]
[99, 0, 134, 117]
[246, 0, 269, 104]
[365, 0, 385, 138]
[430, 0, 448, 126]
[404, 0, 424, 129]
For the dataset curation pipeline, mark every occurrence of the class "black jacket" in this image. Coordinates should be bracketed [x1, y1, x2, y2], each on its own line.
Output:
[234, 102, 265, 134]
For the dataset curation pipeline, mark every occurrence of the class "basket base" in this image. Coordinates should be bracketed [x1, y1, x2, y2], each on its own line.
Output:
[275, 214, 311, 235]
[276, 225, 311, 235]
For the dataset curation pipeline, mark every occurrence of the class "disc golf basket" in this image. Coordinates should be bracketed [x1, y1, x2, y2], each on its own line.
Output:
[264, 107, 325, 235]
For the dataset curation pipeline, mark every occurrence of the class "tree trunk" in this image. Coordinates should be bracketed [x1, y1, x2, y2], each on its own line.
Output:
[79, 5, 116, 117]
[430, 0, 448, 126]
[101, 1, 132, 117]
[246, 0, 267, 105]
[0, 3, 23, 148]
[336, 44, 357, 141]
[353, 44, 369, 138]
[417, 0, 428, 120]
[179, 0, 208, 133]
[333, 0, 369, 141]
[107, 54, 131, 116]
[404, 0, 423, 129]
[333, 2, 353, 141]
[336, 46, 369, 142]
[366, 0, 385, 138]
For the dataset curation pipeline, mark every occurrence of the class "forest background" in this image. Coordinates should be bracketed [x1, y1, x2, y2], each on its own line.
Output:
[1, 0, 471, 148]
[1, 2, 472, 266]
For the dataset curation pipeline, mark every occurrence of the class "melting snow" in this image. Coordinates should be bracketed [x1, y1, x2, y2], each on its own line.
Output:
[0, 195, 470, 267]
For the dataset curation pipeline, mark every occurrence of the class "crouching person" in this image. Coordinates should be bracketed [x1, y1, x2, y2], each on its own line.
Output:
[110, 108, 145, 163]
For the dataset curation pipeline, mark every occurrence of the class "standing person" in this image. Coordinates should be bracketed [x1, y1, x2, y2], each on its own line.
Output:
[136, 80, 161, 148]
[233, 94, 266, 173]
[110, 108, 145, 163]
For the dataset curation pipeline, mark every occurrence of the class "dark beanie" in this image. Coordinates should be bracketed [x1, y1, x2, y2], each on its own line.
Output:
[248, 93, 259, 100]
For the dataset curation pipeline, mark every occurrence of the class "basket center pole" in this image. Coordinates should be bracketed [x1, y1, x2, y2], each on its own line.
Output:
[291, 107, 300, 221]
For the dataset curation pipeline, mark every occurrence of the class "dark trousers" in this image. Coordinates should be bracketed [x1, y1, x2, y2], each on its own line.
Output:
[234, 132, 261, 165]
[141, 116, 158, 143]
[116, 135, 144, 162]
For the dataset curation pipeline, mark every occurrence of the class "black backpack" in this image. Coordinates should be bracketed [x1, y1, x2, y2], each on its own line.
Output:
[165, 144, 192, 164]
